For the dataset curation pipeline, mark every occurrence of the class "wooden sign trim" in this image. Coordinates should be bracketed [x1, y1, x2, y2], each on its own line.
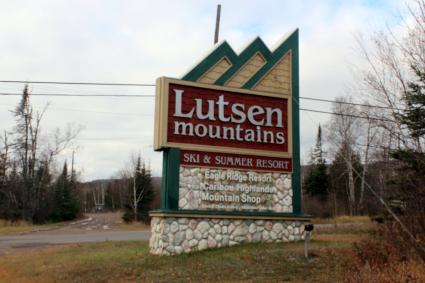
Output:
[154, 77, 293, 158]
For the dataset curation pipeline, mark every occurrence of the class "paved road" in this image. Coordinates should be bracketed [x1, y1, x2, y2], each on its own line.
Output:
[0, 213, 152, 255]
[0, 230, 150, 255]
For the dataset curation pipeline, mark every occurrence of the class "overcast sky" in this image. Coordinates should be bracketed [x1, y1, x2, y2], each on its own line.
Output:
[0, 0, 407, 181]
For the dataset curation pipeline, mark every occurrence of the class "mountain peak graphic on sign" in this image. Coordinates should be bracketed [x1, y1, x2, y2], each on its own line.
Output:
[182, 29, 298, 97]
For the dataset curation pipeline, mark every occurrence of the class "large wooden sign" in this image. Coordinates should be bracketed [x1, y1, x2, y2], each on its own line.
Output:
[154, 78, 292, 160]
[152, 30, 301, 215]
[150, 30, 308, 256]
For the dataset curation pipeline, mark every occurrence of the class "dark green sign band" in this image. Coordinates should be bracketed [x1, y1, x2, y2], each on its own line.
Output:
[159, 30, 303, 217]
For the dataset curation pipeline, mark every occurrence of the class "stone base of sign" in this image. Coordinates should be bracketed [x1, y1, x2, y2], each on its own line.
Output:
[149, 214, 309, 256]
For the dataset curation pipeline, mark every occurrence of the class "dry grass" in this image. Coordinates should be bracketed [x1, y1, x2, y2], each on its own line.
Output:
[0, 219, 61, 235]
[345, 260, 425, 283]
[315, 222, 377, 236]
[313, 215, 371, 225]
[0, 224, 373, 283]
[0, 241, 347, 283]
[115, 222, 150, 231]
[343, 222, 425, 282]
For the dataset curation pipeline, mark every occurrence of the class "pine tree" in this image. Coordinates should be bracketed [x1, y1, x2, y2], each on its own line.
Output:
[12, 86, 33, 220]
[61, 168, 80, 221]
[329, 144, 363, 215]
[312, 124, 325, 164]
[304, 125, 329, 200]
[51, 163, 66, 222]
[398, 65, 425, 141]
[32, 161, 52, 223]
[393, 64, 425, 174]
[138, 163, 154, 222]
[51, 162, 80, 222]
[123, 156, 154, 223]
[390, 63, 425, 247]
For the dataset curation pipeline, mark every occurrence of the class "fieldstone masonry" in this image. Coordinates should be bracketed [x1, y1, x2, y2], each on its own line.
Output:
[150, 166, 304, 256]
[179, 166, 293, 213]
[150, 216, 305, 255]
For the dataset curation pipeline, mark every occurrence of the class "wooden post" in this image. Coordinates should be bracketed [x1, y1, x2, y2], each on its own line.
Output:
[214, 4, 221, 44]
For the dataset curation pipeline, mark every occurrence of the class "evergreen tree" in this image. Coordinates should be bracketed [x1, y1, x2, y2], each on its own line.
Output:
[390, 63, 425, 239]
[329, 145, 363, 215]
[393, 64, 425, 174]
[61, 166, 80, 221]
[5, 162, 22, 221]
[51, 163, 65, 222]
[32, 161, 52, 223]
[123, 156, 154, 223]
[12, 85, 33, 220]
[304, 125, 329, 200]
[51, 162, 80, 222]
[136, 160, 154, 222]
[312, 124, 325, 164]
[398, 65, 425, 141]
[304, 163, 329, 200]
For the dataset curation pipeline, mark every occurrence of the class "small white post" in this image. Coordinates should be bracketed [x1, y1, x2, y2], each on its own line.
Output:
[304, 224, 314, 260]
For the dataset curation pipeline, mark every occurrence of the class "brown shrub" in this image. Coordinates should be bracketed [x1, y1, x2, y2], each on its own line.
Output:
[344, 260, 425, 283]
[344, 223, 425, 282]
[303, 195, 333, 218]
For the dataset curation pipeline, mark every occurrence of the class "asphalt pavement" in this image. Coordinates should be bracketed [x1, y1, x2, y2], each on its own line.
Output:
[0, 230, 150, 255]
[0, 213, 151, 255]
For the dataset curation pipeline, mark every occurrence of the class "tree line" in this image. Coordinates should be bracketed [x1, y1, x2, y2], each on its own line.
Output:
[78, 155, 157, 223]
[0, 86, 81, 223]
[0, 88, 156, 224]
[303, 0, 424, 260]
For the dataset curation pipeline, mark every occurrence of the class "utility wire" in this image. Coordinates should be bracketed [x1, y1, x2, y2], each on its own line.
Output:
[0, 92, 153, 97]
[300, 96, 405, 111]
[75, 137, 152, 141]
[0, 80, 155, 87]
[299, 108, 395, 123]
[0, 80, 407, 110]
[0, 92, 403, 113]
[0, 93, 395, 122]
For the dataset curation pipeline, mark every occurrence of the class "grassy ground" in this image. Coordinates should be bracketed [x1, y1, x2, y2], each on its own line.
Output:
[116, 222, 150, 231]
[312, 215, 371, 225]
[0, 220, 63, 235]
[0, 224, 373, 283]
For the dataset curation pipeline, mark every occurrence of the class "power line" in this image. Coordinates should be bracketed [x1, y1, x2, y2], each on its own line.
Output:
[0, 81, 407, 111]
[0, 92, 396, 121]
[75, 137, 152, 141]
[0, 92, 154, 97]
[0, 91, 404, 111]
[299, 108, 395, 123]
[0, 80, 155, 87]
[0, 103, 151, 116]
[299, 96, 405, 111]
[0, 79, 407, 109]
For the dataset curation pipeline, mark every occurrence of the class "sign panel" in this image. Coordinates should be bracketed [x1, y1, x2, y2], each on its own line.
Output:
[180, 150, 292, 173]
[179, 166, 293, 213]
[154, 77, 292, 159]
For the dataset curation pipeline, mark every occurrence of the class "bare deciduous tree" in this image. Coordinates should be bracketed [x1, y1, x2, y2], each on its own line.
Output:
[353, 0, 425, 259]
[327, 96, 361, 215]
